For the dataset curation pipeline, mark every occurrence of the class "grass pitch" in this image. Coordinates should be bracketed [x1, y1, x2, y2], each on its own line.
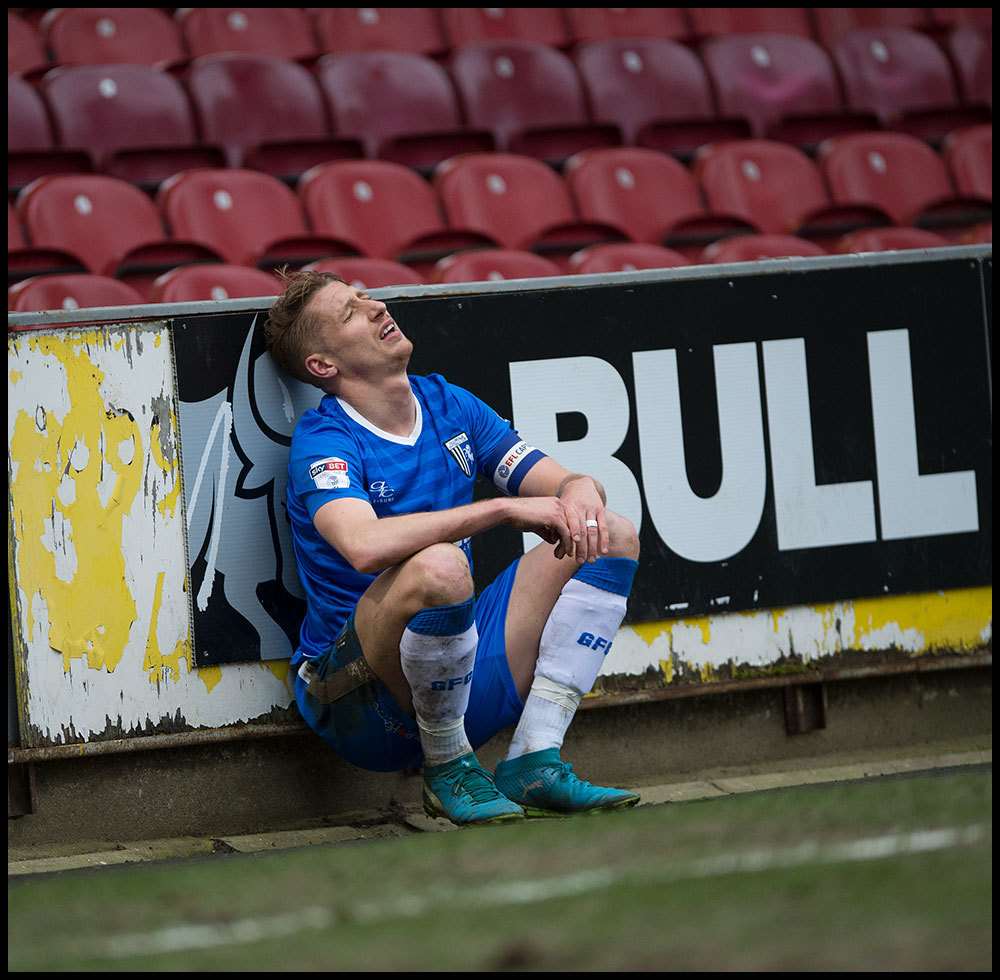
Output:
[8, 767, 992, 971]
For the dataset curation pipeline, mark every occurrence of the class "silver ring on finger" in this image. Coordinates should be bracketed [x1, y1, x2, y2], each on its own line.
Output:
[585, 519, 599, 529]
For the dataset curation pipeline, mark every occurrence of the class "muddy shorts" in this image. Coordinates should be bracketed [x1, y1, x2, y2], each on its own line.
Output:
[294, 557, 525, 772]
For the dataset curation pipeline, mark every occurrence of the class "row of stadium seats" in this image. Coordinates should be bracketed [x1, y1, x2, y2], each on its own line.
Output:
[11, 29, 992, 195]
[10, 226, 989, 315]
[9, 7, 993, 73]
[9, 135, 992, 291]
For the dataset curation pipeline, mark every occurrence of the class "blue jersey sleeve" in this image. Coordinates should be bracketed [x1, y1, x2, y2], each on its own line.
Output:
[289, 414, 370, 521]
[445, 380, 548, 496]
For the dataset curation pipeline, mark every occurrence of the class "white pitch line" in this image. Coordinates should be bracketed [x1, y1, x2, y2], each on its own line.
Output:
[99, 824, 989, 961]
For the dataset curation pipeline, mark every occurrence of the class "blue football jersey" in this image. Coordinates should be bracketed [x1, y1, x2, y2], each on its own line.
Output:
[287, 373, 547, 666]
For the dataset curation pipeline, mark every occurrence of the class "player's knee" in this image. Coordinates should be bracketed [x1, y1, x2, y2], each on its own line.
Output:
[605, 511, 640, 560]
[405, 543, 473, 607]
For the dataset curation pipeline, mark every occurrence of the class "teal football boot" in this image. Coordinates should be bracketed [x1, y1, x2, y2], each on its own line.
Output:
[423, 752, 525, 826]
[494, 748, 640, 817]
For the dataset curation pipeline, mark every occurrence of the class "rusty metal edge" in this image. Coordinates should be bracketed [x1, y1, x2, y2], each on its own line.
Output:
[7, 653, 990, 765]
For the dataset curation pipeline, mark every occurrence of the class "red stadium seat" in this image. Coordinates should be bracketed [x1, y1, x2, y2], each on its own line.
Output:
[185, 54, 361, 177]
[303, 257, 425, 289]
[944, 27, 992, 108]
[831, 28, 990, 142]
[449, 42, 620, 163]
[688, 8, 813, 40]
[40, 7, 185, 67]
[568, 243, 690, 275]
[316, 52, 493, 171]
[565, 8, 691, 44]
[8, 12, 49, 75]
[573, 39, 751, 157]
[8, 74, 93, 193]
[832, 227, 951, 253]
[41, 65, 224, 188]
[433, 249, 561, 284]
[565, 148, 757, 252]
[8, 274, 145, 314]
[298, 160, 495, 276]
[819, 132, 991, 230]
[177, 8, 318, 61]
[17, 175, 222, 292]
[312, 8, 448, 57]
[8, 201, 88, 286]
[945, 126, 992, 201]
[928, 8, 993, 30]
[960, 222, 991, 244]
[440, 8, 570, 48]
[150, 264, 281, 303]
[695, 140, 890, 240]
[701, 34, 880, 148]
[158, 169, 353, 269]
[434, 154, 625, 267]
[812, 9, 931, 48]
[701, 234, 827, 264]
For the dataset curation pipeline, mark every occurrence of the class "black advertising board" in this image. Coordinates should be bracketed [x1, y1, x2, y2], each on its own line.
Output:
[170, 255, 993, 665]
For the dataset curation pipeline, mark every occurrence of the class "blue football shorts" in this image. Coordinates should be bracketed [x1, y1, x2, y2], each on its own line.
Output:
[294, 556, 526, 772]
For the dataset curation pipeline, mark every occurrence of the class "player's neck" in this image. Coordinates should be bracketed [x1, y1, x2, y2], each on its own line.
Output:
[336, 373, 415, 437]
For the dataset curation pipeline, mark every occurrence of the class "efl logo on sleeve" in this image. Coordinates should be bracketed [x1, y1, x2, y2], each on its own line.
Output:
[309, 457, 350, 490]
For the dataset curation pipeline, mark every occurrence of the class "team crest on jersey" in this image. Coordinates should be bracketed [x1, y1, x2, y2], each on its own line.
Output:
[309, 457, 350, 490]
[443, 432, 475, 478]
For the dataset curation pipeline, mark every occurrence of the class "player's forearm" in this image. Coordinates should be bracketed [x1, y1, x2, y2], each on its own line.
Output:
[352, 498, 512, 574]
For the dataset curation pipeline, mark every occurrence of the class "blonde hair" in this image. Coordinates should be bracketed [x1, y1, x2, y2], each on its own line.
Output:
[264, 268, 346, 385]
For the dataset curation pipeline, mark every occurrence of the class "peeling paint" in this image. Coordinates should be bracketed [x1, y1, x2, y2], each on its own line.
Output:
[198, 666, 223, 695]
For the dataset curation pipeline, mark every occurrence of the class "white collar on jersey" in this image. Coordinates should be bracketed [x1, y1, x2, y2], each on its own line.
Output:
[336, 393, 423, 447]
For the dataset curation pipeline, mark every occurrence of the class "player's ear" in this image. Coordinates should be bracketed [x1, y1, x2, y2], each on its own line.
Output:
[304, 351, 339, 383]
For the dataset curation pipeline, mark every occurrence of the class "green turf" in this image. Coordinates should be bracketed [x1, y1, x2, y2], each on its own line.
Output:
[8, 769, 992, 971]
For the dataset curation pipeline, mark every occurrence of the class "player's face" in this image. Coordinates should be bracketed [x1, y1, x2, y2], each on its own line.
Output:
[310, 280, 412, 378]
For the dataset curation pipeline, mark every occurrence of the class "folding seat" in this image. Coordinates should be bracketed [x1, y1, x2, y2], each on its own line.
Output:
[8, 274, 146, 314]
[449, 42, 620, 163]
[812, 9, 931, 48]
[16, 175, 222, 296]
[565, 148, 757, 253]
[8, 201, 87, 286]
[40, 7, 185, 67]
[568, 243, 689, 275]
[185, 54, 361, 178]
[695, 140, 891, 242]
[944, 126, 992, 201]
[433, 250, 561, 284]
[150, 264, 281, 303]
[928, 8, 993, 30]
[41, 65, 224, 189]
[8, 12, 49, 75]
[303, 258, 425, 289]
[573, 39, 750, 158]
[8, 74, 93, 194]
[687, 9, 813, 40]
[818, 132, 991, 231]
[312, 8, 448, 57]
[177, 8, 318, 61]
[158, 169, 355, 269]
[298, 160, 495, 278]
[700, 34, 880, 149]
[832, 227, 951, 253]
[944, 27, 992, 108]
[316, 52, 493, 172]
[434, 154, 626, 269]
[701, 234, 827, 264]
[831, 28, 990, 142]
[565, 8, 691, 44]
[440, 8, 570, 48]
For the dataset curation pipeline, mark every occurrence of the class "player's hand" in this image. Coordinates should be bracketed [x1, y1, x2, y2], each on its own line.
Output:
[558, 477, 608, 564]
[504, 497, 574, 559]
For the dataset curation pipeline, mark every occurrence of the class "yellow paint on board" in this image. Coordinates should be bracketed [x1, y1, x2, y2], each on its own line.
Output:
[264, 660, 291, 690]
[10, 370, 22, 384]
[197, 665, 223, 694]
[149, 414, 182, 519]
[659, 657, 675, 685]
[9, 332, 144, 673]
[143, 571, 192, 683]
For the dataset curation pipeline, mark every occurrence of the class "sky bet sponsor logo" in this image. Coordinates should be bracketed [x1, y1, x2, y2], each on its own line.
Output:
[431, 671, 474, 691]
[578, 632, 613, 654]
[309, 457, 350, 490]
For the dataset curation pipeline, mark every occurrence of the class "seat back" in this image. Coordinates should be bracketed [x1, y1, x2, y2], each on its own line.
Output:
[313, 8, 448, 56]
[945, 125, 992, 200]
[151, 264, 280, 302]
[566, 8, 690, 43]
[158, 169, 310, 266]
[812, 8, 930, 47]
[42, 7, 185, 66]
[834, 227, 951, 253]
[434, 249, 561, 283]
[688, 8, 813, 39]
[9, 274, 145, 313]
[8, 73, 53, 152]
[565, 148, 705, 243]
[441, 8, 569, 47]
[569, 242, 689, 274]
[304, 257, 424, 289]
[945, 26, 992, 106]
[696, 140, 833, 234]
[178, 8, 318, 60]
[8, 13, 49, 75]
[702, 234, 826, 264]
